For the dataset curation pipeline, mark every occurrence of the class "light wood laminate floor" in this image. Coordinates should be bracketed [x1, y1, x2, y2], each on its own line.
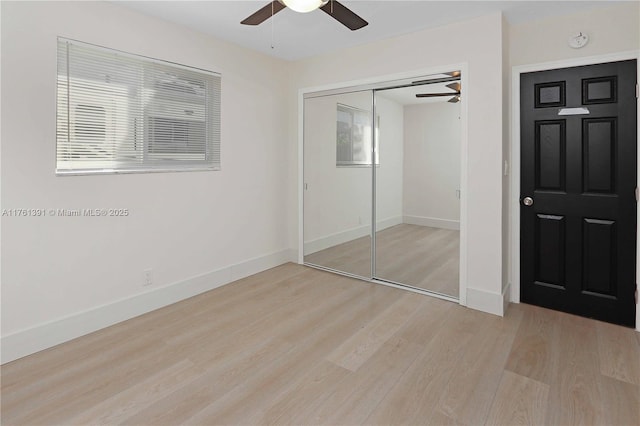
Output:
[2, 263, 638, 425]
[305, 224, 459, 297]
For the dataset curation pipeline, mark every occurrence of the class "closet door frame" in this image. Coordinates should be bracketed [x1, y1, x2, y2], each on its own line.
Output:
[298, 64, 469, 306]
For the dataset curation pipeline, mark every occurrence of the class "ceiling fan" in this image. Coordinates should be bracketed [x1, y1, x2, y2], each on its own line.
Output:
[241, 0, 368, 31]
[416, 82, 462, 103]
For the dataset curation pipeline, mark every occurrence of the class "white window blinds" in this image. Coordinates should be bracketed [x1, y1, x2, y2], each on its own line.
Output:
[56, 38, 221, 175]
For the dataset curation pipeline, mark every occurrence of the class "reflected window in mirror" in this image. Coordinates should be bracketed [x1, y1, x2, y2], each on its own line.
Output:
[336, 103, 379, 167]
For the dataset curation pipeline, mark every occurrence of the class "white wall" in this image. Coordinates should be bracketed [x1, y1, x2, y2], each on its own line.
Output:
[1, 1, 291, 362]
[509, 2, 640, 67]
[303, 92, 403, 254]
[292, 13, 505, 314]
[403, 102, 461, 229]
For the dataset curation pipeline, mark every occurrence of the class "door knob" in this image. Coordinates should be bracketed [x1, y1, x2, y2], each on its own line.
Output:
[523, 197, 534, 206]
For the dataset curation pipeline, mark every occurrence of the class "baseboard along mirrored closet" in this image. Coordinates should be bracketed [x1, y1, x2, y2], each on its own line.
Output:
[303, 72, 463, 300]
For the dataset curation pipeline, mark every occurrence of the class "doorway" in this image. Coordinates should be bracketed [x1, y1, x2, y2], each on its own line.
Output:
[519, 59, 637, 326]
[301, 71, 465, 301]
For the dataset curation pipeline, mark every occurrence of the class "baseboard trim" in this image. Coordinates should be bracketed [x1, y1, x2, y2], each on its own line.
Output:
[1, 249, 296, 364]
[403, 215, 460, 230]
[304, 216, 402, 255]
[466, 287, 505, 317]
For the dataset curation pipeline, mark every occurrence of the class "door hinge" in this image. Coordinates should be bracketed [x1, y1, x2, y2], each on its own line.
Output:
[636, 284, 638, 304]
[636, 83, 639, 99]
[636, 187, 639, 202]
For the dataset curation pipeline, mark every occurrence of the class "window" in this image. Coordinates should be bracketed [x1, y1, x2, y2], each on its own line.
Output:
[56, 38, 221, 174]
[336, 104, 378, 167]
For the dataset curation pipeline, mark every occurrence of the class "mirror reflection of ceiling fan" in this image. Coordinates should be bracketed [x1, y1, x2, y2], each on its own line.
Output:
[416, 81, 462, 104]
[241, 0, 368, 31]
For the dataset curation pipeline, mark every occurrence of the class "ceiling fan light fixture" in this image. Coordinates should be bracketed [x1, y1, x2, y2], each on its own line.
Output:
[281, 0, 328, 13]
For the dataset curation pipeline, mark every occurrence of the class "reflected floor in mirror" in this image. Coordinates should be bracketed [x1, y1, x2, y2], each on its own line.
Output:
[305, 224, 459, 297]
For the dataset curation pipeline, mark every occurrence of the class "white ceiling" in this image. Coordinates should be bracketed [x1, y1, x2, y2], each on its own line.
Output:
[117, 1, 622, 61]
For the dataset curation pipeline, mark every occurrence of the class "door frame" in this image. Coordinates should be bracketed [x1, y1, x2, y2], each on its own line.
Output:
[510, 51, 640, 331]
[297, 63, 469, 306]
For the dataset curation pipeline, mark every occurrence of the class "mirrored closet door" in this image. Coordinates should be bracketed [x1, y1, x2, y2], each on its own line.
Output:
[303, 90, 374, 279]
[303, 73, 462, 299]
[374, 84, 461, 298]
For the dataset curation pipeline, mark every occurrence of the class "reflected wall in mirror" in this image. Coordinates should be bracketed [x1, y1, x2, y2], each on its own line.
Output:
[375, 86, 461, 298]
[303, 91, 373, 278]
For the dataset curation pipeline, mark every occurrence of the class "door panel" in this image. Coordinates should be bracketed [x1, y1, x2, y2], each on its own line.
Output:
[582, 218, 616, 297]
[583, 118, 616, 193]
[535, 214, 566, 289]
[535, 120, 566, 191]
[583, 76, 617, 104]
[521, 60, 637, 327]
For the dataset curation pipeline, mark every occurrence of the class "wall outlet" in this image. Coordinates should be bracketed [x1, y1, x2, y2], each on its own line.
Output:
[143, 269, 153, 286]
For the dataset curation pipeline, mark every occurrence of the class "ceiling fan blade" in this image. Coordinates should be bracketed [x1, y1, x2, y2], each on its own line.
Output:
[241, 1, 286, 26]
[412, 76, 460, 86]
[320, 1, 368, 31]
[446, 82, 461, 92]
[416, 93, 458, 98]
[448, 95, 461, 103]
